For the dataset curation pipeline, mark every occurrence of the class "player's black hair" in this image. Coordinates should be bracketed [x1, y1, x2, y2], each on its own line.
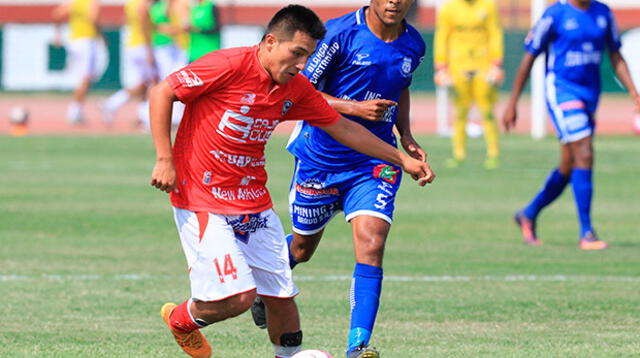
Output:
[265, 5, 326, 41]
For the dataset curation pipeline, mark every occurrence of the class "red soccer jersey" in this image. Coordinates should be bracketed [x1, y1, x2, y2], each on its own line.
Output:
[167, 45, 341, 215]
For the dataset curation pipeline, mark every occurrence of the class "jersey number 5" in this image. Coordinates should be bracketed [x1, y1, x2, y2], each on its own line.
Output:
[213, 254, 238, 283]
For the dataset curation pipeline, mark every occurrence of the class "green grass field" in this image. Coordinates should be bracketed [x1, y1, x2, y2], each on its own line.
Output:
[1, 134, 639, 358]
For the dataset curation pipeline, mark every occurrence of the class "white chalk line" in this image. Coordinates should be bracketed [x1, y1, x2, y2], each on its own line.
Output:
[1, 274, 640, 282]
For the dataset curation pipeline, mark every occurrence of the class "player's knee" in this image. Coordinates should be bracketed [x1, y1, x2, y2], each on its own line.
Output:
[280, 330, 303, 347]
[575, 152, 593, 168]
[292, 248, 313, 263]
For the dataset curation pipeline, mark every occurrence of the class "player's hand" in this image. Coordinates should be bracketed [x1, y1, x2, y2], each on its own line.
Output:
[434, 68, 452, 87]
[150, 158, 177, 193]
[486, 65, 505, 86]
[400, 135, 427, 162]
[401, 155, 436, 187]
[502, 104, 518, 132]
[352, 99, 397, 121]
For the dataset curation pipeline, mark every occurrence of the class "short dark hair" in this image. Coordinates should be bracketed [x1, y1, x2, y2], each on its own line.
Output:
[265, 5, 326, 41]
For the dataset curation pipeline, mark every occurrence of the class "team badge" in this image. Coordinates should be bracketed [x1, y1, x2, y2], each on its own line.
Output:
[226, 214, 268, 244]
[241, 93, 256, 104]
[597, 16, 607, 29]
[202, 171, 212, 185]
[373, 164, 399, 184]
[401, 57, 412, 77]
[282, 100, 293, 116]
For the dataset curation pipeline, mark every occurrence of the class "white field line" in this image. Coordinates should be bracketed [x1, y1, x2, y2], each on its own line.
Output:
[1, 274, 640, 282]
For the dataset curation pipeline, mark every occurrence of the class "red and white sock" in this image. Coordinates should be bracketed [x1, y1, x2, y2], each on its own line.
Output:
[169, 299, 207, 333]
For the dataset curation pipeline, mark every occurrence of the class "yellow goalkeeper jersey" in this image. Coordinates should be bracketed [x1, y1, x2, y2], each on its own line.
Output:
[69, 0, 98, 40]
[434, 0, 503, 71]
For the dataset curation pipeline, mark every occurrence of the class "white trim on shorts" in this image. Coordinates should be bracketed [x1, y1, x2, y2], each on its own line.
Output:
[344, 210, 392, 225]
[546, 72, 593, 144]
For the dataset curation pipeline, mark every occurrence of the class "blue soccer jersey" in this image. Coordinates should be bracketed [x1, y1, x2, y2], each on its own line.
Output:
[525, 0, 621, 104]
[287, 7, 426, 170]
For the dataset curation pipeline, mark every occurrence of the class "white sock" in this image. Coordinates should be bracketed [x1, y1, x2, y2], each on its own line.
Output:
[274, 344, 301, 358]
[105, 89, 130, 113]
[67, 101, 83, 123]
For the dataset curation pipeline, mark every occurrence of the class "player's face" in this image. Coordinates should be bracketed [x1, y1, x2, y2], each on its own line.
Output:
[370, 0, 413, 26]
[263, 31, 317, 85]
[571, 0, 591, 8]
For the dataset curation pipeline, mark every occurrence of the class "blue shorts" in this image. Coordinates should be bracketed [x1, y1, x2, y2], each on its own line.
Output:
[289, 159, 402, 235]
[546, 87, 596, 144]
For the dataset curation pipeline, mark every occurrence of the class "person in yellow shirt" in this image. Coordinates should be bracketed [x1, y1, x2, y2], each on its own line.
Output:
[103, 0, 156, 128]
[52, 0, 102, 125]
[434, 0, 504, 169]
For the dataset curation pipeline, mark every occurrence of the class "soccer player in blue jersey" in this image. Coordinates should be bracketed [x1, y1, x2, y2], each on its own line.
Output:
[503, 0, 640, 249]
[251, 1, 435, 357]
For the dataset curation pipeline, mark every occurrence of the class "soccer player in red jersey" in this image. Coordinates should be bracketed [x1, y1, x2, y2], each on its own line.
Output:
[149, 5, 435, 358]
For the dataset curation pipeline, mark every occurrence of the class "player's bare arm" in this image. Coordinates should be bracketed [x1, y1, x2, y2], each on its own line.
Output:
[149, 80, 178, 193]
[502, 52, 536, 131]
[608, 51, 640, 112]
[320, 92, 397, 121]
[321, 117, 435, 186]
[395, 88, 427, 161]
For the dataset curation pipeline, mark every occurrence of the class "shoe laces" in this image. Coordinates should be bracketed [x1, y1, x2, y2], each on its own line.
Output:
[174, 330, 204, 349]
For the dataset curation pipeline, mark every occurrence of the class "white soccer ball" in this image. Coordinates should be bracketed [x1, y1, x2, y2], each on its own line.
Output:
[9, 106, 29, 124]
[292, 349, 334, 358]
[633, 113, 640, 135]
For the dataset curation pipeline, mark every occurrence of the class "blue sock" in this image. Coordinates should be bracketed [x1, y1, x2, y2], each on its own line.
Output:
[571, 168, 593, 237]
[347, 263, 383, 354]
[285, 234, 298, 269]
[523, 168, 569, 219]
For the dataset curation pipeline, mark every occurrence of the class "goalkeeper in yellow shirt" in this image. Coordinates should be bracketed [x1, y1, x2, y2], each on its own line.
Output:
[434, 0, 504, 169]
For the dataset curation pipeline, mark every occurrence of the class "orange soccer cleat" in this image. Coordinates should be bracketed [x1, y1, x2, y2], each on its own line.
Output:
[578, 231, 608, 251]
[514, 211, 541, 246]
[160, 303, 212, 358]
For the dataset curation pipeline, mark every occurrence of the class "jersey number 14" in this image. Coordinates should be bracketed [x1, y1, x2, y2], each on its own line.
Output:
[213, 254, 238, 283]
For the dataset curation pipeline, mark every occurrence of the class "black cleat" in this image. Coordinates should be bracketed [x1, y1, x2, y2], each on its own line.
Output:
[347, 344, 379, 358]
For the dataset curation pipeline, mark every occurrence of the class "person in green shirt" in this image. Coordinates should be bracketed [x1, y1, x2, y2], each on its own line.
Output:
[186, 0, 221, 62]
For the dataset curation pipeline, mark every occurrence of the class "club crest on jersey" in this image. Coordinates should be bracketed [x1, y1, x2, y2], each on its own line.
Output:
[373, 164, 399, 184]
[401, 57, 412, 77]
[202, 171, 212, 185]
[282, 100, 293, 116]
[226, 214, 268, 244]
[597, 16, 607, 29]
[241, 93, 256, 104]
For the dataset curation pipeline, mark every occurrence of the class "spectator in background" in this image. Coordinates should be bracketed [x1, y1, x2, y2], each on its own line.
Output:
[102, 0, 156, 127]
[148, 0, 189, 128]
[186, 0, 221, 63]
[434, 0, 504, 169]
[52, 0, 102, 125]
